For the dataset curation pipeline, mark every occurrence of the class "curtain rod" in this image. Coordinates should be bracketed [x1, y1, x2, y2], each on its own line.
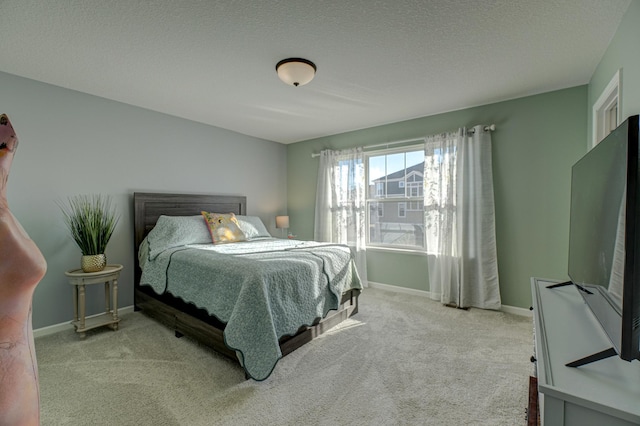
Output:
[468, 124, 496, 134]
[311, 137, 422, 158]
[310, 124, 495, 158]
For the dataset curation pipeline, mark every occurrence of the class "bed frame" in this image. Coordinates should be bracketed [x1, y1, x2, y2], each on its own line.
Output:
[133, 192, 360, 369]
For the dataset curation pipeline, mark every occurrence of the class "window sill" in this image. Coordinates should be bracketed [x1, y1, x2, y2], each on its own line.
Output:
[366, 246, 430, 256]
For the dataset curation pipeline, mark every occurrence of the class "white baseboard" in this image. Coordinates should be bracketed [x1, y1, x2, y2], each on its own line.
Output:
[366, 281, 532, 317]
[500, 304, 532, 317]
[34, 282, 531, 339]
[33, 305, 135, 338]
[368, 281, 432, 298]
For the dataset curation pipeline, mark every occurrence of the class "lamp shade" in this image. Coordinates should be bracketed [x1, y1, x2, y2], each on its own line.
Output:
[276, 215, 289, 229]
[276, 58, 316, 87]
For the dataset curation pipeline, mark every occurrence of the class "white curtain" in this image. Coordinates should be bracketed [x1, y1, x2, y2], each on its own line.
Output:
[424, 126, 500, 309]
[314, 148, 368, 286]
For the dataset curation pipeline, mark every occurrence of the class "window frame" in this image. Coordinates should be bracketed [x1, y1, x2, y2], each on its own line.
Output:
[593, 69, 621, 147]
[398, 202, 407, 218]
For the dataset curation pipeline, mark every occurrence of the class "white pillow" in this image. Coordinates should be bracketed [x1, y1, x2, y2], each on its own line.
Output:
[146, 215, 211, 259]
[236, 215, 272, 239]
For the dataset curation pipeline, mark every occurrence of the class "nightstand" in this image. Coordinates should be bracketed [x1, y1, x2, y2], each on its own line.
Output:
[65, 264, 122, 338]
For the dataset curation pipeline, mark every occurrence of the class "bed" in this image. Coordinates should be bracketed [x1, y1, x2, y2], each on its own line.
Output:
[133, 192, 362, 380]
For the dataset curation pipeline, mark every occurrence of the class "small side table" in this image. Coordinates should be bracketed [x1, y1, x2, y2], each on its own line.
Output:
[65, 264, 122, 338]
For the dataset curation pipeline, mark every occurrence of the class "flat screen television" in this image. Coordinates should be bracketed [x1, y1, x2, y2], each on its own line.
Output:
[560, 114, 640, 367]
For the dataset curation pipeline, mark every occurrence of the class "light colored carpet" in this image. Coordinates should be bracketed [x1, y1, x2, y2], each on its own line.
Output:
[35, 288, 533, 425]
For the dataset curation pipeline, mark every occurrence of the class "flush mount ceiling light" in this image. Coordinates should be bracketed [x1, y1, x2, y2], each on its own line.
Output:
[275, 58, 316, 87]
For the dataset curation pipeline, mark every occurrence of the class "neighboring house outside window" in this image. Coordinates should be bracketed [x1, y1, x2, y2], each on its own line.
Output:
[367, 146, 425, 249]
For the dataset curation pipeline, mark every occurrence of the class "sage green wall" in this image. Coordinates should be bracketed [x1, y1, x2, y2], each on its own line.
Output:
[287, 86, 587, 308]
[589, 0, 640, 139]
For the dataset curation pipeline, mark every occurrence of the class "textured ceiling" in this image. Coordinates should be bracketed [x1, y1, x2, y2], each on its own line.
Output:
[0, 0, 631, 144]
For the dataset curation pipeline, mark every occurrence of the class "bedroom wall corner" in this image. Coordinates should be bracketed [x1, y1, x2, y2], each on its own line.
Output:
[0, 71, 287, 329]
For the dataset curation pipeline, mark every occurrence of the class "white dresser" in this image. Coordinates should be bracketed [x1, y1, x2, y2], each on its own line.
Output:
[531, 277, 640, 425]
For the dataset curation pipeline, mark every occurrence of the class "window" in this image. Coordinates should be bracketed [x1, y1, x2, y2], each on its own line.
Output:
[408, 201, 422, 211]
[398, 202, 406, 218]
[406, 181, 422, 197]
[367, 145, 425, 249]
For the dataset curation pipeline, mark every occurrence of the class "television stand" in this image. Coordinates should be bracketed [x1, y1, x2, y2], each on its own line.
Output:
[531, 277, 640, 426]
[545, 280, 572, 289]
[566, 347, 617, 367]
[546, 280, 593, 294]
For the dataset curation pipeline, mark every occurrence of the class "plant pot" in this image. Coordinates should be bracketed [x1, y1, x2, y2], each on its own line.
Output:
[81, 254, 106, 273]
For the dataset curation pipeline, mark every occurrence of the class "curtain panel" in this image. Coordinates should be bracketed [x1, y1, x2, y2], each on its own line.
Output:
[424, 126, 500, 309]
[315, 148, 368, 286]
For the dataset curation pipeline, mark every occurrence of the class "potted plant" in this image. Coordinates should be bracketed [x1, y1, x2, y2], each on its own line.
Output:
[60, 194, 119, 272]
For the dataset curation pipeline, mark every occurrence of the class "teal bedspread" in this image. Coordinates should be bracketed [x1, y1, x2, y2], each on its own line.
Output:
[139, 238, 362, 380]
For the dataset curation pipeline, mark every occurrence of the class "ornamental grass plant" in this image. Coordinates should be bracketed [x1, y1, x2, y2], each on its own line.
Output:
[60, 194, 119, 255]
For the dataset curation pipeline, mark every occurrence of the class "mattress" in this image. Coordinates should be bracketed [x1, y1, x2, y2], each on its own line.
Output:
[139, 237, 362, 380]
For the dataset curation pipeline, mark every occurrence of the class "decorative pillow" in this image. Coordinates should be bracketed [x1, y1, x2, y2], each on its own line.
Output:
[146, 215, 212, 259]
[201, 211, 247, 244]
[235, 215, 272, 239]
